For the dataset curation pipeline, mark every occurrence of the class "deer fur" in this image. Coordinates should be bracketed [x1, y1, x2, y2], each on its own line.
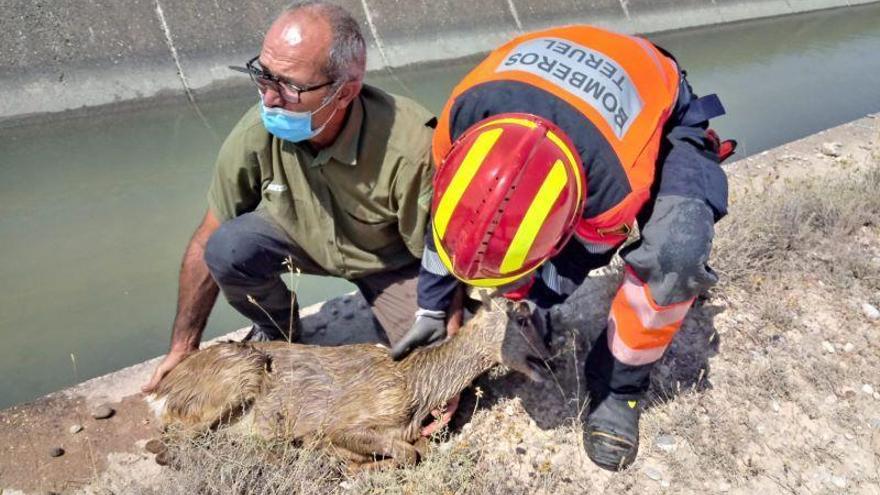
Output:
[148, 298, 549, 469]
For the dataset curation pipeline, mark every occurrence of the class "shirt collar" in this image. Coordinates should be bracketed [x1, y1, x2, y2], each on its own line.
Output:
[312, 96, 363, 168]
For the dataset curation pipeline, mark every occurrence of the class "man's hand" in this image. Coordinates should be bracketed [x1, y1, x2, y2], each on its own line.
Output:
[141, 347, 194, 394]
[390, 309, 446, 360]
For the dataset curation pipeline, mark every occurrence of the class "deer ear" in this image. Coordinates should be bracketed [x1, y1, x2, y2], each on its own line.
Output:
[515, 301, 532, 317]
[475, 288, 492, 308]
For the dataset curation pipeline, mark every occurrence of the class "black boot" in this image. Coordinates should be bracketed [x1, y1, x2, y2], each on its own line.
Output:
[584, 327, 652, 471]
[585, 393, 641, 471]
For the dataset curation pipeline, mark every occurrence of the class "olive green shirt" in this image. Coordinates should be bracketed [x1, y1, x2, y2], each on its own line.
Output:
[207, 84, 436, 279]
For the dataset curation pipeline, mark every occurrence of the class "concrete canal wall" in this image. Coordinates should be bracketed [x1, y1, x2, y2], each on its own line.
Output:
[1, 0, 878, 123]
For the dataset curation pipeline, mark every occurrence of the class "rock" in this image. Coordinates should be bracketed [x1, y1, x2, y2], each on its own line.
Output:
[49, 447, 65, 457]
[862, 303, 880, 321]
[839, 387, 857, 399]
[718, 482, 731, 492]
[339, 481, 353, 490]
[831, 476, 847, 488]
[843, 342, 855, 353]
[863, 384, 875, 395]
[504, 404, 515, 416]
[91, 404, 115, 419]
[145, 439, 167, 454]
[644, 466, 663, 481]
[824, 394, 838, 405]
[69, 424, 83, 434]
[515, 445, 527, 455]
[821, 341, 835, 353]
[655, 435, 676, 453]
[771, 401, 781, 412]
[820, 142, 842, 157]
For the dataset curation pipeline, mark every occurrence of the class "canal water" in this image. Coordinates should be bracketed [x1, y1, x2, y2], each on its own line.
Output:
[1, 4, 879, 408]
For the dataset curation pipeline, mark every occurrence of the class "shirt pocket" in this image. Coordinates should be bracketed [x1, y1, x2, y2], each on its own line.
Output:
[337, 200, 399, 252]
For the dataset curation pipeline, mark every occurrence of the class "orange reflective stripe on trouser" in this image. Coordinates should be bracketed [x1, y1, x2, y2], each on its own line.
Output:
[607, 267, 693, 366]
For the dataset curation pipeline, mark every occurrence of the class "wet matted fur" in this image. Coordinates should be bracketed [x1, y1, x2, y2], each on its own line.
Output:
[149, 299, 549, 469]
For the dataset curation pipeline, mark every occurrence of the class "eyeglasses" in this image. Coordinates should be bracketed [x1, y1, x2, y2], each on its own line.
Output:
[229, 56, 334, 104]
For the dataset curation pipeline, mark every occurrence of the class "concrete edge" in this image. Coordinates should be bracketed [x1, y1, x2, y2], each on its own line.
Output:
[1, 0, 878, 123]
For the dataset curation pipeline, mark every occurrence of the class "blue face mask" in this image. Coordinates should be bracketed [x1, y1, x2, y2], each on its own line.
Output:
[259, 88, 341, 143]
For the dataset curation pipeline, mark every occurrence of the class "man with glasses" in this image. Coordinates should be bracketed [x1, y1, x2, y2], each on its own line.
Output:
[143, 1, 441, 393]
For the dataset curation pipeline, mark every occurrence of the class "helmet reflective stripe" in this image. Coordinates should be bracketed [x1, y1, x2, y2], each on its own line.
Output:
[433, 226, 538, 287]
[500, 159, 568, 274]
[433, 128, 503, 238]
[546, 131, 582, 202]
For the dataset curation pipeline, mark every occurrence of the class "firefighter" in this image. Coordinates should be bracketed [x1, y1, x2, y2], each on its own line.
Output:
[391, 25, 735, 470]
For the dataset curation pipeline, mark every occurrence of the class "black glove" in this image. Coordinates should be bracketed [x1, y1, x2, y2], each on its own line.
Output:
[390, 309, 446, 360]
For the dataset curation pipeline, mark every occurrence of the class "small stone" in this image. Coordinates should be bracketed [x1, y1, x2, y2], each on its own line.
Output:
[839, 387, 857, 399]
[843, 342, 855, 353]
[821, 341, 836, 353]
[718, 482, 731, 492]
[820, 142, 842, 157]
[824, 394, 838, 405]
[845, 432, 855, 440]
[504, 405, 515, 416]
[660, 479, 671, 488]
[69, 424, 83, 434]
[862, 303, 880, 321]
[91, 404, 115, 420]
[145, 439, 166, 454]
[49, 447, 65, 457]
[339, 481, 353, 490]
[831, 476, 847, 488]
[874, 392, 880, 400]
[771, 401, 781, 412]
[863, 384, 875, 395]
[644, 466, 662, 481]
[655, 435, 676, 453]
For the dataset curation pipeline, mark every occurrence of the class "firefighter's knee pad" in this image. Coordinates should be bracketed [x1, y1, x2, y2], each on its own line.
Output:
[621, 195, 718, 306]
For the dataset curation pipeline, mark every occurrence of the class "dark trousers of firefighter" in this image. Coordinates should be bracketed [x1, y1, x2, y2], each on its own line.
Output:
[530, 194, 718, 399]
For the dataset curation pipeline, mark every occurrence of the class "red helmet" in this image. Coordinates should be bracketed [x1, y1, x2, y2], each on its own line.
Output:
[432, 113, 587, 287]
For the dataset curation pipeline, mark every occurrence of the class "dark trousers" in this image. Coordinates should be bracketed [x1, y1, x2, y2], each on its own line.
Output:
[203, 210, 419, 344]
[530, 196, 718, 399]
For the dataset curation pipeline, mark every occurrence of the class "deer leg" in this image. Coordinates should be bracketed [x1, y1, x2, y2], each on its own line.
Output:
[329, 429, 420, 468]
[329, 444, 373, 465]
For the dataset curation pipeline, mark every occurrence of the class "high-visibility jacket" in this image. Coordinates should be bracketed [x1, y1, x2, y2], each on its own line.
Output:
[418, 25, 731, 314]
[434, 25, 682, 252]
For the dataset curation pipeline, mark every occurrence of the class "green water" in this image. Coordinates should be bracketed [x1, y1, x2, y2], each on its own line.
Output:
[1, 4, 880, 408]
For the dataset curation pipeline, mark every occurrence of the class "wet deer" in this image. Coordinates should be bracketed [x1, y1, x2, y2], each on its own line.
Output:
[148, 298, 549, 470]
